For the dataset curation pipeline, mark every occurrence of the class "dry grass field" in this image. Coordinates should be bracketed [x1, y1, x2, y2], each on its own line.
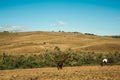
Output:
[0, 31, 120, 55]
[0, 66, 120, 80]
[0, 31, 120, 80]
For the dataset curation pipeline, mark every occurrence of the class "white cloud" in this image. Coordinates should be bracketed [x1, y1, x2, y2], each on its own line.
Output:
[58, 21, 66, 25]
[0, 25, 26, 32]
[48, 24, 56, 27]
[48, 21, 67, 27]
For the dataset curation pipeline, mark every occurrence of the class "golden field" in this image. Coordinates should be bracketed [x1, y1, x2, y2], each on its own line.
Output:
[0, 31, 120, 80]
[0, 31, 120, 55]
[0, 66, 120, 80]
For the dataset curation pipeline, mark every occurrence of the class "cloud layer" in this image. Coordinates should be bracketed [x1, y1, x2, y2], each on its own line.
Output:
[48, 21, 67, 27]
[0, 25, 26, 32]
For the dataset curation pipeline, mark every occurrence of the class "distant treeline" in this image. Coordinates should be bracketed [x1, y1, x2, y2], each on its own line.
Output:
[0, 48, 120, 70]
[111, 36, 120, 38]
[84, 33, 96, 36]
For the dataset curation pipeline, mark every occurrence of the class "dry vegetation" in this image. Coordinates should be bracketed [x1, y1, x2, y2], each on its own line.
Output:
[0, 31, 120, 55]
[0, 31, 120, 80]
[0, 66, 120, 80]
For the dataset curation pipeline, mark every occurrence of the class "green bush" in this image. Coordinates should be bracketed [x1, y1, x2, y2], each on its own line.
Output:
[0, 49, 120, 70]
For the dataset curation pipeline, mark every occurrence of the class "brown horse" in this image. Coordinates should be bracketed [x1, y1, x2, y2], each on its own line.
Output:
[57, 53, 70, 70]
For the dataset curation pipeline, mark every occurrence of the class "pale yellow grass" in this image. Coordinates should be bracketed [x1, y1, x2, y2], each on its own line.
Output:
[0, 66, 120, 80]
[0, 31, 120, 55]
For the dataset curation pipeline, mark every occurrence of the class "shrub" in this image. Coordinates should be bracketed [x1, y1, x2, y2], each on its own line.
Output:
[0, 50, 120, 70]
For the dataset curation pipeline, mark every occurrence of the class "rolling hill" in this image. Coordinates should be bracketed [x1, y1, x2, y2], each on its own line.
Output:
[0, 31, 120, 55]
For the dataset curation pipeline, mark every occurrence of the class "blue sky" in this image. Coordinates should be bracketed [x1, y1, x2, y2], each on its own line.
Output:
[0, 0, 120, 35]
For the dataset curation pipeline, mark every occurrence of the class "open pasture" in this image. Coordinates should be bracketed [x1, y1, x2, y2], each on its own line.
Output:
[0, 66, 120, 80]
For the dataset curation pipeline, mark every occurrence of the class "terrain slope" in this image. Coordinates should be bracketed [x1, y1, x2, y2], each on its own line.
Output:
[0, 31, 120, 55]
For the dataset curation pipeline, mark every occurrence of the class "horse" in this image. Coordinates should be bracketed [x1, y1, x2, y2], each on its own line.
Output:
[57, 61, 64, 70]
[57, 53, 71, 70]
[101, 58, 113, 66]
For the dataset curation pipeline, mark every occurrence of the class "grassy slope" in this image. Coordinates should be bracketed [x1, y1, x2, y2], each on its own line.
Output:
[0, 31, 120, 55]
[0, 66, 120, 80]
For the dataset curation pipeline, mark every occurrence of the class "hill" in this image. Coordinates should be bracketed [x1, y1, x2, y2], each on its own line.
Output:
[0, 31, 120, 55]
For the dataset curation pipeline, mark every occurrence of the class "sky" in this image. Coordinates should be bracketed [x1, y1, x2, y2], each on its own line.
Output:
[0, 0, 120, 35]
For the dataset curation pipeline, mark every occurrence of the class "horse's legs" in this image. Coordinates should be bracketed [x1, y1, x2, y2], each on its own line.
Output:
[104, 61, 107, 65]
[101, 62, 103, 66]
[57, 64, 63, 70]
[60, 65, 63, 69]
